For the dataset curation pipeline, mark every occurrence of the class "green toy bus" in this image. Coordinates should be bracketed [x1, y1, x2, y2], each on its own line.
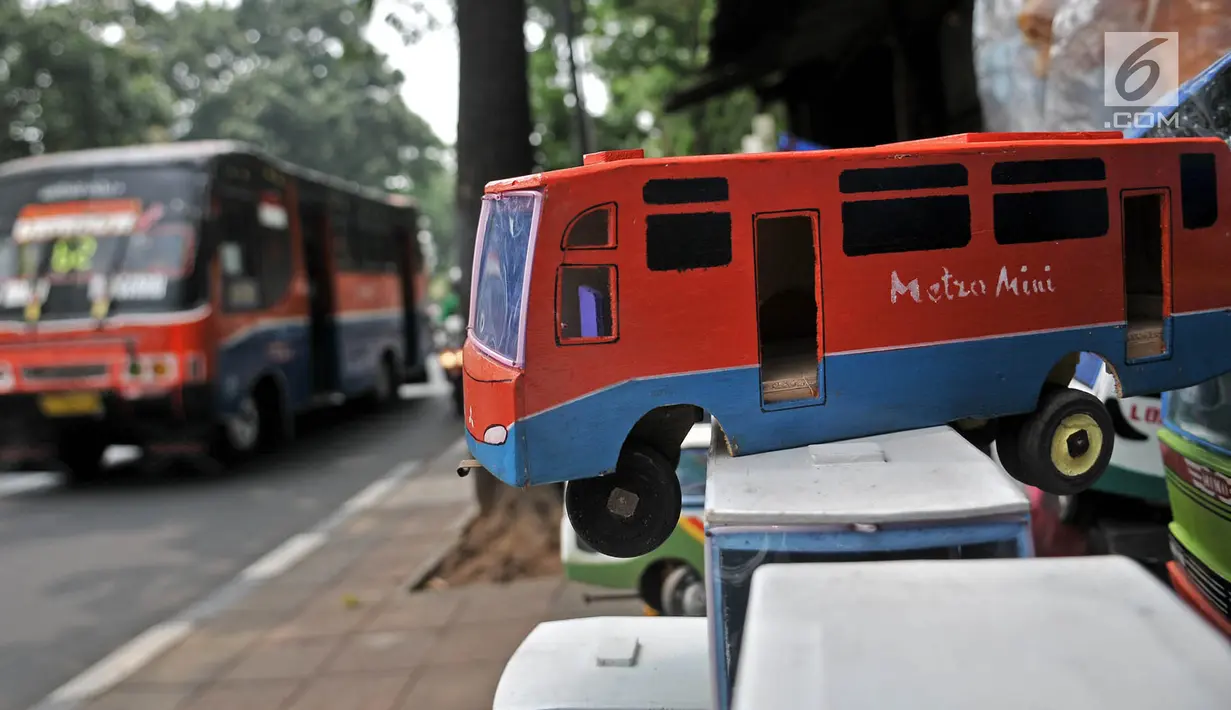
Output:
[1160, 374, 1231, 637]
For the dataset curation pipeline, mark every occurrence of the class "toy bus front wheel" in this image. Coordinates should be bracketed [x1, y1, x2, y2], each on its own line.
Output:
[564, 444, 681, 559]
[998, 388, 1114, 496]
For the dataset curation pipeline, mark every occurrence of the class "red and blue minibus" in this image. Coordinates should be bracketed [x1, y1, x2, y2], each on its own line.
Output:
[460, 132, 1231, 557]
[0, 141, 426, 481]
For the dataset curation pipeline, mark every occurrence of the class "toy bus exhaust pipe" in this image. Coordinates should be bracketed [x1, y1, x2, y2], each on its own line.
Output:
[457, 459, 483, 477]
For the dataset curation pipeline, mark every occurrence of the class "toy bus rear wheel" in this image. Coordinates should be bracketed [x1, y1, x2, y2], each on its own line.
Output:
[661, 565, 706, 617]
[1016, 388, 1114, 496]
[564, 444, 681, 560]
[994, 414, 1032, 485]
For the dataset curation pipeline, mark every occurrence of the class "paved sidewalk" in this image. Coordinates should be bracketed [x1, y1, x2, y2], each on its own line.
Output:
[77, 439, 644, 710]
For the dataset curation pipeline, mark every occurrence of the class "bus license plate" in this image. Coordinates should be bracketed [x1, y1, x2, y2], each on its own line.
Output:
[39, 391, 103, 417]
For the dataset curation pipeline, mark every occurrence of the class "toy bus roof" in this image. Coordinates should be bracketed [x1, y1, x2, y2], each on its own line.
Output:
[732, 556, 1231, 710]
[492, 616, 710, 710]
[703, 425, 1029, 527]
[484, 130, 1226, 192]
[0, 140, 417, 210]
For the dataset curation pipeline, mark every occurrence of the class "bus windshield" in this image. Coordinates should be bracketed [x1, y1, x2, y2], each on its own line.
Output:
[0, 166, 202, 320]
[472, 191, 540, 364]
[1167, 373, 1231, 454]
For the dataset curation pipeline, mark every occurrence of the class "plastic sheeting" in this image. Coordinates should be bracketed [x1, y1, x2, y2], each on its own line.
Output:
[973, 0, 1231, 133]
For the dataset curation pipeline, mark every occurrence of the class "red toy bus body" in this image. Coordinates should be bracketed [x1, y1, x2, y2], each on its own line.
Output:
[0, 142, 425, 478]
[461, 132, 1231, 556]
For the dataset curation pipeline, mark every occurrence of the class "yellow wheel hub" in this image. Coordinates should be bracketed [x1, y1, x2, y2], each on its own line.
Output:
[1049, 413, 1103, 477]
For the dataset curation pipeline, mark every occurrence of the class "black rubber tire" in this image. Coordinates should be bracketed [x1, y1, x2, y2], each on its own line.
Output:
[660, 565, 706, 617]
[212, 390, 265, 464]
[1017, 388, 1114, 496]
[994, 414, 1031, 485]
[954, 419, 997, 457]
[564, 444, 681, 560]
[1055, 491, 1097, 526]
[365, 355, 397, 409]
[60, 438, 108, 486]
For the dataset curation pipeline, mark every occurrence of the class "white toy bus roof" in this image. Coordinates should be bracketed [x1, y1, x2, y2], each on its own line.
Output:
[492, 616, 710, 710]
[704, 425, 1028, 527]
[733, 556, 1231, 710]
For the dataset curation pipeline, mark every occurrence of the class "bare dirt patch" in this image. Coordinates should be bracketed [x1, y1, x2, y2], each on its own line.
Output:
[418, 482, 564, 589]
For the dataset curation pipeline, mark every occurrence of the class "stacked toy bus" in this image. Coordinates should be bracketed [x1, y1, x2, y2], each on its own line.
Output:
[0, 141, 427, 481]
[1160, 375, 1231, 636]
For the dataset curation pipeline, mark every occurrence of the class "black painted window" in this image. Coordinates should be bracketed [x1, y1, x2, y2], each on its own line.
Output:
[646, 212, 732, 271]
[563, 204, 613, 248]
[643, 177, 728, 205]
[993, 189, 1109, 244]
[1180, 153, 1218, 229]
[841, 196, 971, 256]
[991, 158, 1106, 185]
[839, 164, 968, 193]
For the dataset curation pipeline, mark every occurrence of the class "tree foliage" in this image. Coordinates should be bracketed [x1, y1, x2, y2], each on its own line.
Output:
[1, 0, 455, 265]
[0, 0, 174, 162]
[524, 0, 760, 171]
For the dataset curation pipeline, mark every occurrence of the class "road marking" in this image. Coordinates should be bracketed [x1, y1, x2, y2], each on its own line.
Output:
[26, 442, 460, 710]
[239, 532, 326, 582]
[42, 621, 193, 708]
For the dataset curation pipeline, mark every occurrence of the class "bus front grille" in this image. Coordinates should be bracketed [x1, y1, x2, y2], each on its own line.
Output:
[1170, 533, 1231, 624]
[22, 364, 109, 381]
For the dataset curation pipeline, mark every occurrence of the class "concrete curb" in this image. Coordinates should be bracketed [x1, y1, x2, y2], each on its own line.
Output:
[30, 436, 469, 710]
[401, 500, 480, 592]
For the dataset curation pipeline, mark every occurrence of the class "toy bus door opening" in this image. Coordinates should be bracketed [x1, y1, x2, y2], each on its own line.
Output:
[298, 200, 340, 393]
[1122, 189, 1171, 363]
[754, 211, 824, 409]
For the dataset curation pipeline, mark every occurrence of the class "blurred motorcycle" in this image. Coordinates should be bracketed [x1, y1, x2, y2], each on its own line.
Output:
[437, 313, 465, 417]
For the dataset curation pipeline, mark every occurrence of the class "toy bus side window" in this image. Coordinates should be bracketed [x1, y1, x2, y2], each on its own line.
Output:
[838, 164, 971, 256]
[562, 203, 615, 249]
[1180, 153, 1218, 229]
[557, 264, 617, 344]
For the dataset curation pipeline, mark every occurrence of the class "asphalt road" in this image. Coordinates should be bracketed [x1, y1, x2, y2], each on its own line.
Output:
[0, 391, 463, 710]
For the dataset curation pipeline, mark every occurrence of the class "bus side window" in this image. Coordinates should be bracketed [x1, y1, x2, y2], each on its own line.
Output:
[330, 194, 355, 271]
[990, 158, 1109, 244]
[992, 189, 1108, 244]
[218, 193, 292, 311]
[557, 265, 617, 343]
[646, 212, 732, 271]
[562, 204, 615, 249]
[841, 195, 971, 256]
[1180, 153, 1218, 229]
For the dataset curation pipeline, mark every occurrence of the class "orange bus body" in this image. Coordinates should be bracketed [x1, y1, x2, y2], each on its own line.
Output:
[0, 142, 424, 471]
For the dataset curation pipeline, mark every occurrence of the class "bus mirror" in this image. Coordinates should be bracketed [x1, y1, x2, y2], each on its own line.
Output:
[220, 243, 243, 276]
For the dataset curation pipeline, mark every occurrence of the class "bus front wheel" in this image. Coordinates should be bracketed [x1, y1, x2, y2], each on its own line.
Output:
[564, 444, 681, 560]
[1016, 388, 1114, 496]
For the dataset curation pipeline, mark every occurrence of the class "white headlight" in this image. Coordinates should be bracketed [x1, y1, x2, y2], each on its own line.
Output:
[483, 425, 507, 445]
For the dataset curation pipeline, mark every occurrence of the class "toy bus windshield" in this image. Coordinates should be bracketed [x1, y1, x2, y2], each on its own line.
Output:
[471, 191, 541, 365]
[1167, 373, 1231, 454]
[0, 165, 201, 320]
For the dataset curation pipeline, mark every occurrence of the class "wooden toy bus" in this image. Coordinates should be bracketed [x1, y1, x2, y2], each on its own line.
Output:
[0, 141, 426, 480]
[460, 131, 1231, 558]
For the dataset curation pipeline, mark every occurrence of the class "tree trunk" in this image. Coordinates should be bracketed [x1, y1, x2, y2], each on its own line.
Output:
[455, 0, 535, 514]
